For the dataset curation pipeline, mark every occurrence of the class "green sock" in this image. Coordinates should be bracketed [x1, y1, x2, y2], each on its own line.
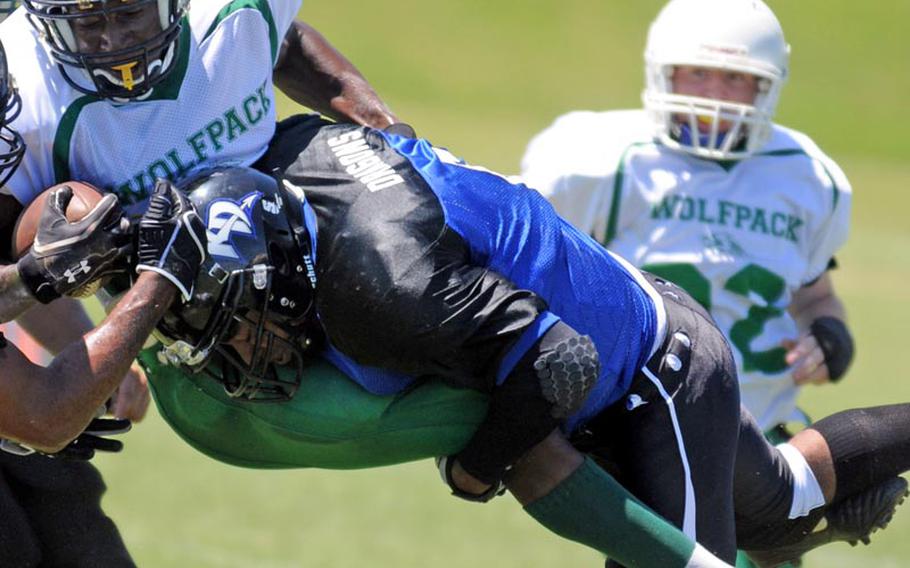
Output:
[524, 457, 702, 568]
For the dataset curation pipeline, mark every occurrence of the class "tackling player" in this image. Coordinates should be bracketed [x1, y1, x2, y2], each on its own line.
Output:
[144, 117, 910, 567]
[521, 2, 858, 564]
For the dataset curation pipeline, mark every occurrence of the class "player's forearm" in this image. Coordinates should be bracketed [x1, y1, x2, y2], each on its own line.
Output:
[793, 295, 846, 332]
[15, 297, 94, 354]
[788, 273, 846, 330]
[273, 21, 397, 128]
[0, 264, 38, 323]
[25, 273, 175, 451]
[789, 290, 846, 331]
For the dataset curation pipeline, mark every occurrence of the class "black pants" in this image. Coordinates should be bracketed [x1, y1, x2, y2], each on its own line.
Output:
[577, 275, 813, 564]
[576, 274, 742, 562]
[0, 452, 134, 568]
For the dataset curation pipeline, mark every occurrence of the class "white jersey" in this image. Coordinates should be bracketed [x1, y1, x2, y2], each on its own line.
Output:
[0, 0, 301, 215]
[521, 109, 852, 430]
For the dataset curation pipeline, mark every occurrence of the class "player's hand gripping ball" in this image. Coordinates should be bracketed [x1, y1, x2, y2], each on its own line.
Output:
[13, 182, 130, 301]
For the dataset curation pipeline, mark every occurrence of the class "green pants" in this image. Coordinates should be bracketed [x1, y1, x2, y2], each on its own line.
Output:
[143, 349, 720, 568]
[140, 348, 489, 470]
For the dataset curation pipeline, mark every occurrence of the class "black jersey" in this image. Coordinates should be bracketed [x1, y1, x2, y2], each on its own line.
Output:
[260, 115, 661, 431]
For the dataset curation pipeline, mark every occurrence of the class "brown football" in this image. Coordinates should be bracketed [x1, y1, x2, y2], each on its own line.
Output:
[11, 181, 105, 260]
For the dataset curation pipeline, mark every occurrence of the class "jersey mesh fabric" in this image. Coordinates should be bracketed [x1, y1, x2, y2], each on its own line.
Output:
[140, 346, 487, 469]
[381, 133, 658, 432]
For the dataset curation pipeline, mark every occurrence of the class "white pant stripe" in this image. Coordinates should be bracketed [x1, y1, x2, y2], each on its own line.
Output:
[641, 365, 698, 541]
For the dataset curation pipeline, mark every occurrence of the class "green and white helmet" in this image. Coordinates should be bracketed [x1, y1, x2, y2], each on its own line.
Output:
[23, 0, 189, 100]
[643, 0, 790, 160]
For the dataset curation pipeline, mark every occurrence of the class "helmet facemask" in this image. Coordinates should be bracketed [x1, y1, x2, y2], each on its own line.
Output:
[158, 264, 311, 402]
[23, 0, 187, 100]
[0, 42, 25, 187]
[154, 167, 320, 402]
[644, 62, 782, 160]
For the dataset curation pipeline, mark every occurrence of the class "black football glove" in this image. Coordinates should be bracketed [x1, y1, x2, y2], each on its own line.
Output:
[0, 418, 132, 461]
[135, 179, 207, 301]
[435, 455, 507, 503]
[17, 186, 131, 303]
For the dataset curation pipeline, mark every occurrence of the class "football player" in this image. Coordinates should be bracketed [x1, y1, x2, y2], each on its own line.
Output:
[0, 37, 210, 566]
[0, 1, 404, 566]
[520, 2, 858, 564]
[0, 0, 400, 421]
[143, 117, 910, 567]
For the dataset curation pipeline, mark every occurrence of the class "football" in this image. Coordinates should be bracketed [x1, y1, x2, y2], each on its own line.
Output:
[11, 181, 107, 297]
[10, 180, 106, 260]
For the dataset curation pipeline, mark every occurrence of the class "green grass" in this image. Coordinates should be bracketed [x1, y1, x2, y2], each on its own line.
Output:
[92, 1, 910, 566]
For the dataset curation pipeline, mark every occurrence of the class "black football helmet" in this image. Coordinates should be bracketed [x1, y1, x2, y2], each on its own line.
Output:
[0, 41, 25, 188]
[22, 0, 187, 100]
[154, 167, 319, 402]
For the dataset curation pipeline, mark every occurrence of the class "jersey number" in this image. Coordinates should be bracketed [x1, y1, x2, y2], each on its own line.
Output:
[642, 263, 788, 374]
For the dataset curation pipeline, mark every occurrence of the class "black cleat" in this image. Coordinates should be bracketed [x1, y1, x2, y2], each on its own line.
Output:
[745, 476, 909, 568]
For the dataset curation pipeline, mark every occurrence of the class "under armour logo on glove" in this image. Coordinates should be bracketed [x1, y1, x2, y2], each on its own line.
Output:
[17, 187, 131, 303]
[64, 260, 91, 283]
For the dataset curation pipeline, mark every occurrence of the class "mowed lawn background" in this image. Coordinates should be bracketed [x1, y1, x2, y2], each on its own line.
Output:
[88, 1, 909, 566]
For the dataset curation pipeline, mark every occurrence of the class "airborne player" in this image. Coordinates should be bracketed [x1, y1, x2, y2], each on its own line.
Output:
[137, 112, 910, 567]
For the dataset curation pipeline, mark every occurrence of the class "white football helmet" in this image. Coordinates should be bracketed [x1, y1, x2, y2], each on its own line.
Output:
[643, 0, 790, 160]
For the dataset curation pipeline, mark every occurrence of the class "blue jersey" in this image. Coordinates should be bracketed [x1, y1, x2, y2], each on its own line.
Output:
[277, 117, 664, 431]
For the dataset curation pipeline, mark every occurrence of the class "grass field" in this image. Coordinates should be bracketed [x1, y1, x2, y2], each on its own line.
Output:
[90, 1, 910, 566]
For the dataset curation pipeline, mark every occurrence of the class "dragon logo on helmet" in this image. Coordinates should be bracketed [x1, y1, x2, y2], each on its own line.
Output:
[153, 167, 319, 402]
